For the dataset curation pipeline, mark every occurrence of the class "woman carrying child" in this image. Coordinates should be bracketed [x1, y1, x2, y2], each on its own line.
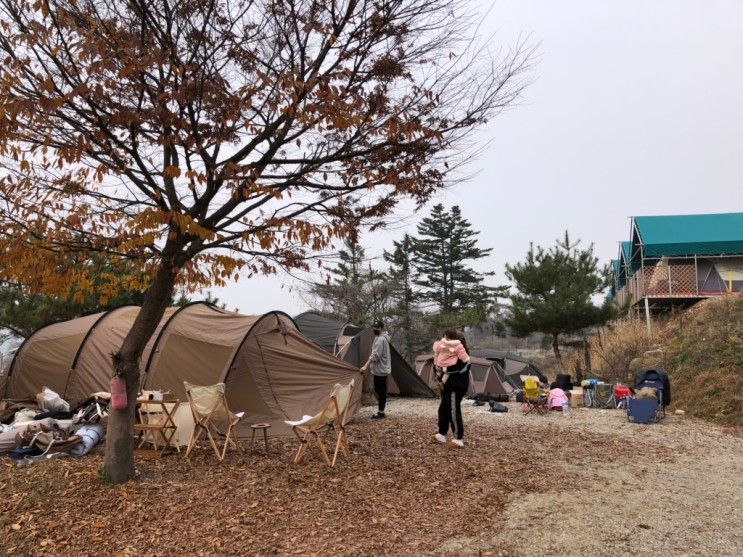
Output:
[432, 330, 471, 448]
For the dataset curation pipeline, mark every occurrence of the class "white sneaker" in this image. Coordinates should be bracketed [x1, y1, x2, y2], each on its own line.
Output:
[433, 433, 447, 444]
[448, 438, 464, 449]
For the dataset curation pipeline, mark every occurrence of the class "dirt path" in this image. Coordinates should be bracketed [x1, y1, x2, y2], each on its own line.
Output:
[1, 399, 741, 556]
[396, 399, 743, 556]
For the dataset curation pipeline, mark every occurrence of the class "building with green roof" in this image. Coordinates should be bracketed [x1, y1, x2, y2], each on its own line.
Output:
[610, 212, 743, 316]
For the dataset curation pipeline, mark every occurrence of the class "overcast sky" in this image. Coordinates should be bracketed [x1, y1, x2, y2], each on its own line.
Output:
[211, 0, 743, 315]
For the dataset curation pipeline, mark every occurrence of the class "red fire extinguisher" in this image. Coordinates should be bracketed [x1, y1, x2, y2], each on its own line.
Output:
[110, 374, 128, 411]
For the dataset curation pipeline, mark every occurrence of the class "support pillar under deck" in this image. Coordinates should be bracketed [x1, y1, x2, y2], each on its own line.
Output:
[644, 297, 651, 338]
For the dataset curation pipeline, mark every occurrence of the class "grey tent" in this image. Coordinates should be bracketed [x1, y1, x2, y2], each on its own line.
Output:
[294, 311, 349, 354]
[469, 349, 547, 385]
[295, 312, 434, 398]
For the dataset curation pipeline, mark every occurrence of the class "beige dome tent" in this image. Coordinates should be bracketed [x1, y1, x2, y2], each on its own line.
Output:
[2, 305, 178, 408]
[141, 303, 362, 433]
[415, 355, 516, 396]
[2, 303, 362, 435]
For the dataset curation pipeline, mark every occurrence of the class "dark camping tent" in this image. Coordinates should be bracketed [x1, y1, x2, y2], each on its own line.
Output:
[295, 312, 434, 398]
[469, 349, 547, 385]
[293, 311, 347, 354]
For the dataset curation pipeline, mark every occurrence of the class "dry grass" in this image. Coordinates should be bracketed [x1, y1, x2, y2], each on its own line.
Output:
[586, 319, 661, 383]
[534, 319, 661, 384]
[661, 295, 743, 425]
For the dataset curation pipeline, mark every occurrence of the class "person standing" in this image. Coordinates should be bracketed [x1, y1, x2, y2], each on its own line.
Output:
[359, 319, 391, 419]
[434, 330, 471, 448]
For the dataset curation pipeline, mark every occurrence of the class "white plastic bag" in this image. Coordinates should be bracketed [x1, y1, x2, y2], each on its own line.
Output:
[36, 386, 70, 413]
[12, 408, 38, 425]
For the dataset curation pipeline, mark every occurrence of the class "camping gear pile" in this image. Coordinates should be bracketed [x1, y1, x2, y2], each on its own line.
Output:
[508, 368, 673, 425]
[0, 387, 108, 466]
[576, 369, 671, 424]
[581, 378, 620, 408]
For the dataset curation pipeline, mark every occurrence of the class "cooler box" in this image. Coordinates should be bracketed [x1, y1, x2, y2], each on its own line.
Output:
[615, 384, 631, 404]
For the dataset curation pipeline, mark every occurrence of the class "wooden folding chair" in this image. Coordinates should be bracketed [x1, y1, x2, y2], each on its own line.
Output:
[284, 379, 354, 468]
[184, 382, 244, 461]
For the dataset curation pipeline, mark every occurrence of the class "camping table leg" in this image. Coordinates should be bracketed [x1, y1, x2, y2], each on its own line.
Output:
[250, 423, 271, 455]
[152, 400, 180, 457]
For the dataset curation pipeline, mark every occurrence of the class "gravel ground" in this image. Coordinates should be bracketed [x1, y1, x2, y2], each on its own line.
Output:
[1, 397, 741, 556]
[384, 398, 743, 556]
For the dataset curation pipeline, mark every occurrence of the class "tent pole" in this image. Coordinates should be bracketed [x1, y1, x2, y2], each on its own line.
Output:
[694, 254, 698, 295]
[644, 298, 651, 338]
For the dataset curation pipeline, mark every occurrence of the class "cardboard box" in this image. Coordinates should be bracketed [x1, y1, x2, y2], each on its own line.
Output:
[569, 388, 584, 407]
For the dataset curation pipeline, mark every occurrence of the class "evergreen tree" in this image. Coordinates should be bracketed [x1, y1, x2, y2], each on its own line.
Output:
[383, 234, 427, 360]
[0, 257, 148, 337]
[505, 232, 615, 369]
[0, 285, 144, 337]
[310, 239, 392, 325]
[412, 204, 502, 326]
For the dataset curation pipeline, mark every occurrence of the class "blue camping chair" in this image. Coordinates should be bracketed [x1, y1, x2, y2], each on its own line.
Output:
[627, 369, 669, 424]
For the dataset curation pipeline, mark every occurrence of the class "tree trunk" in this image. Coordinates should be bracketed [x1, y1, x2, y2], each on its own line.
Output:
[104, 247, 181, 484]
[551, 333, 564, 371]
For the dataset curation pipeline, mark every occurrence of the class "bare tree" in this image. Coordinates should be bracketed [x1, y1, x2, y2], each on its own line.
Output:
[0, 0, 533, 482]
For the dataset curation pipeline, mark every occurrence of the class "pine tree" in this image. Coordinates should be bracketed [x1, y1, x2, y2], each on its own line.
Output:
[0, 257, 147, 337]
[412, 204, 501, 326]
[383, 234, 426, 360]
[505, 232, 615, 369]
[310, 239, 392, 325]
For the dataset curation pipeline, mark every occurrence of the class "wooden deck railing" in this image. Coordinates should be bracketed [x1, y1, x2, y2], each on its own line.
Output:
[615, 264, 699, 307]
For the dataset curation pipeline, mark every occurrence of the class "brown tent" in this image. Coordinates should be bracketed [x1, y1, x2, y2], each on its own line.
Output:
[3, 303, 362, 435]
[469, 349, 547, 385]
[142, 303, 362, 433]
[3, 305, 178, 408]
[414, 354, 516, 396]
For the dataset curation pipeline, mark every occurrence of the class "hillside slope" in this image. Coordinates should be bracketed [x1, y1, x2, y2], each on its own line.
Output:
[662, 294, 742, 425]
[547, 294, 742, 426]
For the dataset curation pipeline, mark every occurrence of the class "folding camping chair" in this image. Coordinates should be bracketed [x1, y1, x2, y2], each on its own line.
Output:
[627, 369, 668, 424]
[522, 376, 548, 416]
[184, 382, 244, 461]
[284, 379, 354, 468]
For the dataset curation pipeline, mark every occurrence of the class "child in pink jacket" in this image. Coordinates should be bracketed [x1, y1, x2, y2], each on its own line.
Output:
[433, 333, 469, 385]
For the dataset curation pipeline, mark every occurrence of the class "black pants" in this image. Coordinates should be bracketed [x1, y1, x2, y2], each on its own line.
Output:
[438, 375, 467, 440]
[373, 374, 388, 413]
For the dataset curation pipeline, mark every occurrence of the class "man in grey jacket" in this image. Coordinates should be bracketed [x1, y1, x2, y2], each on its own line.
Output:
[360, 319, 391, 419]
